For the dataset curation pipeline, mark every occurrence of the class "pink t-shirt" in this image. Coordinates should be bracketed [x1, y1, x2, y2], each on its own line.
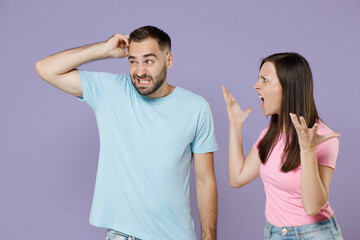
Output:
[253, 121, 339, 227]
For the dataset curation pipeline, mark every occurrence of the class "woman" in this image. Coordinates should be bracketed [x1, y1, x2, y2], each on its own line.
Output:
[222, 52, 343, 239]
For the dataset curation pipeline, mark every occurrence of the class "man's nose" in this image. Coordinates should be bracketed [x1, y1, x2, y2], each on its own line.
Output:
[136, 64, 147, 77]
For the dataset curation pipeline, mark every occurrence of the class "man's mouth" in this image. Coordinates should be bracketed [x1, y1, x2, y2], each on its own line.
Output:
[136, 77, 151, 86]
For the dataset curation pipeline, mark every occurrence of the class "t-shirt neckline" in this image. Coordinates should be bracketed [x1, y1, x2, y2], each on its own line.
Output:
[139, 87, 178, 102]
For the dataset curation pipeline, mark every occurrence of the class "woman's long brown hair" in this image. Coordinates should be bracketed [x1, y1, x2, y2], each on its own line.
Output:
[258, 53, 320, 172]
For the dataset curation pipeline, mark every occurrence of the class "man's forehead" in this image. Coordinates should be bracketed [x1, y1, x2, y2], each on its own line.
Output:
[128, 38, 161, 56]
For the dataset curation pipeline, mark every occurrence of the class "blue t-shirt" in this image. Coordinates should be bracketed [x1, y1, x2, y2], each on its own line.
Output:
[77, 71, 218, 240]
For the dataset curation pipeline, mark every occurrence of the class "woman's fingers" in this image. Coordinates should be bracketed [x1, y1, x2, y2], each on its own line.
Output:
[244, 108, 253, 120]
[221, 86, 252, 120]
[290, 113, 341, 149]
[290, 113, 301, 130]
[311, 122, 319, 134]
[319, 132, 341, 144]
[245, 108, 253, 115]
[299, 116, 308, 129]
[221, 85, 229, 104]
[228, 91, 236, 104]
[221, 85, 237, 106]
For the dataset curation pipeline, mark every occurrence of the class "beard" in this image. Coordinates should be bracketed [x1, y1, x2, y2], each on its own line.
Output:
[131, 63, 167, 96]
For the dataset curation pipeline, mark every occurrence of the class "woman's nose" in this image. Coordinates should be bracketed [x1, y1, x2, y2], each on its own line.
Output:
[254, 80, 261, 90]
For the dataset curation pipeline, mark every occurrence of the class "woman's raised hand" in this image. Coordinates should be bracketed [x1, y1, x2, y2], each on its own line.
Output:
[222, 85, 252, 128]
[289, 113, 341, 152]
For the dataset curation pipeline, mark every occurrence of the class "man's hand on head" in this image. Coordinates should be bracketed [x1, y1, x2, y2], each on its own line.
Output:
[105, 34, 130, 58]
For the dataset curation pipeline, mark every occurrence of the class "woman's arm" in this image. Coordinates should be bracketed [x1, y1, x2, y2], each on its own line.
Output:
[222, 86, 261, 188]
[300, 151, 334, 215]
[290, 113, 340, 215]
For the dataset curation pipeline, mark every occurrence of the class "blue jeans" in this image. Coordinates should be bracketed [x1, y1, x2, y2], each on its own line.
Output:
[264, 216, 343, 240]
[106, 229, 142, 240]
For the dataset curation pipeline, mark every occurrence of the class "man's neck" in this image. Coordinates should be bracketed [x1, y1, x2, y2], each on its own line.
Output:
[147, 83, 175, 98]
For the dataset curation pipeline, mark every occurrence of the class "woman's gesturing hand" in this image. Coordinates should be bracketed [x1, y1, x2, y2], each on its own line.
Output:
[289, 113, 341, 152]
[222, 85, 252, 128]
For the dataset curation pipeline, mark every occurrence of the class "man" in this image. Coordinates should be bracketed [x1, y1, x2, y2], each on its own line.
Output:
[35, 26, 218, 240]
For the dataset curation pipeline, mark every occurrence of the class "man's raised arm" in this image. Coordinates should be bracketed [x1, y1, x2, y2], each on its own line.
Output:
[35, 34, 129, 97]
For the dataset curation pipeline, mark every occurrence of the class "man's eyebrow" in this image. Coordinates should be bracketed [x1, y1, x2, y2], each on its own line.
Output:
[143, 53, 157, 58]
[128, 53, 158, 60]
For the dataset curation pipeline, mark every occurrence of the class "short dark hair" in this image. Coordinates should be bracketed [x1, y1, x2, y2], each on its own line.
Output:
[258, 52, 320, 172]
[129, 25, 171, 51]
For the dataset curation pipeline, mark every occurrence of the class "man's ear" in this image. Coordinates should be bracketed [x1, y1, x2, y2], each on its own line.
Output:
[166, 52, 173, 69]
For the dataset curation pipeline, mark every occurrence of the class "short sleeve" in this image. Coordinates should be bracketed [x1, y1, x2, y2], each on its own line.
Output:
[253, 127, 269, 152]
[316, 128, 339, 169]
[76, 70, 117, 110]
[191, 103, 218, 154]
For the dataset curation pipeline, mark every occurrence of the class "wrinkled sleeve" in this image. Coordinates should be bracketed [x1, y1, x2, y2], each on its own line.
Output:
[76, 70, 117, 110]
[191, 103, 218, 154]
[316, 129, 339, 169]
[253, 127, 268, 152]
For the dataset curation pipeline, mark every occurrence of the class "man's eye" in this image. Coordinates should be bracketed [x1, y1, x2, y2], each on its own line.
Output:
[146, 60, 153, 64]
[129, 61, 136, 64]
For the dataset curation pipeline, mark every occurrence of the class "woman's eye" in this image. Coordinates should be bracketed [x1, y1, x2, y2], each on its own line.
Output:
[263, 77, 268, 82]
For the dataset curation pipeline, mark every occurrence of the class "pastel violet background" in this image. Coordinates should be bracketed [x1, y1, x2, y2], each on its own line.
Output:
[1, 0, 359, 239]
